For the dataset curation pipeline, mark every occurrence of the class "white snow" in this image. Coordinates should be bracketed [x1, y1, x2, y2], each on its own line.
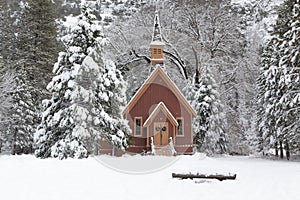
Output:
[150, 41, 165, 46]
[0, 154, 299, 200]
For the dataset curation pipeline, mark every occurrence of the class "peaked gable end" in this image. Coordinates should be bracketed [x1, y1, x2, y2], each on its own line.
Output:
[143, 102, 178, 127]
[122, 66, 196, 117]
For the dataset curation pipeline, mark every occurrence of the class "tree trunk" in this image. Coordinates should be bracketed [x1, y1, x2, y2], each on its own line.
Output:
[192, 46, 200, 85]
[12, 128, 17, 155]
[285, 141, 290, 160]
[279, 140, 284, 159]
[172, 173, 237, 181]
[275, 141, 278, 157]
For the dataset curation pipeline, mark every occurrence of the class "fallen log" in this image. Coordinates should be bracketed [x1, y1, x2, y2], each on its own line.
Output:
[172, 173, 236, 181]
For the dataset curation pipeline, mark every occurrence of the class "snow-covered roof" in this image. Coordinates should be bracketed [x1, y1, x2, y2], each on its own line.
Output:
[143, 102, 178, 127]
[150, 41, 165, 46]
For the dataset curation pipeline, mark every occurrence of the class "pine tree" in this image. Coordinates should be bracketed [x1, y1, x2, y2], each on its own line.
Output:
[17, 0, 57, 100]
[0, 0, 18, 61]
[257, 17, 276, 156]
[34, 3, 129, 159]
[257, 0, 300, 157]
[257, 38, 281, 154]
[0, 0, 36, 154]
[185, 66, 226, 154]
[0, 56, 13, 152]
[276, 0, 300, 153]
[0, 0, 57, 154]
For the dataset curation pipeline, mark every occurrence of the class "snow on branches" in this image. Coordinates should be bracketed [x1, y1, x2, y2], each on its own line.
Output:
[34, 3, 129, 159]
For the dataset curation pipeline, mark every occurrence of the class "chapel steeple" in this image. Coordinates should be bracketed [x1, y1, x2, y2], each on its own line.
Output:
[150, 10, 165, 65]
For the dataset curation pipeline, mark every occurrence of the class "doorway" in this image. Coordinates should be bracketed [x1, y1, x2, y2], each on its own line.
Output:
[153, 122, 169, 146]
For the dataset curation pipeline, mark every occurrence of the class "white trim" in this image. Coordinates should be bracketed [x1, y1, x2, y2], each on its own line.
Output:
[122, 67, 157, 114]
[176, 117, 184, 137]
[134, 117, 143, 136]
[190, 113, 193, 144]
[143, 102, 178, 127]
[146, 126, 150, 147]
[159, 67, 197, 116]
[122, 66, 197, 117]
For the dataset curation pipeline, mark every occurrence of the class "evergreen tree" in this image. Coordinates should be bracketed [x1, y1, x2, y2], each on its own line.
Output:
[185, 66, 226, 154]
[0, 56, 13, 152]
[0, 0, 19, 62]
[257, 0, 300, 157]
[13, 0, 57, 154]
[276, 0, 300, 153]
[17, 0, 57, 100]
[257, 38, 282, 154]
[0, 0, 57, 154]
[34, 3, 129, 159]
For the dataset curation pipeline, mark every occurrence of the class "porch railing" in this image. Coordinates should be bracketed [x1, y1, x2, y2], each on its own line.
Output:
[150, 137, 155, 155]
[169, 137, 177, 156]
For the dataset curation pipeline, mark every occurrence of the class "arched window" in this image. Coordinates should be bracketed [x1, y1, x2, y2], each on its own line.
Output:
[134, 117, 142, 136]
[176, 118, 184, 136]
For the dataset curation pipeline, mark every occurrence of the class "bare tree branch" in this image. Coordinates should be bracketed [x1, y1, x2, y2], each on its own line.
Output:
[164, 50, 188, 79]
[130, 49, 151, 64]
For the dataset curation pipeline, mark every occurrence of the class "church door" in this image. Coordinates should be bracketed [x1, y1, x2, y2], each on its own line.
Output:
[153, 122, 169, 146]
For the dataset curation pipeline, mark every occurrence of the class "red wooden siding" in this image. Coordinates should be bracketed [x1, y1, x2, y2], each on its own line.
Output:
[125, 73, 193, 154]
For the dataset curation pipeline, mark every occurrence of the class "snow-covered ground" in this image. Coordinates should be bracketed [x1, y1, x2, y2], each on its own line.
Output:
[0, 153, 299, 200]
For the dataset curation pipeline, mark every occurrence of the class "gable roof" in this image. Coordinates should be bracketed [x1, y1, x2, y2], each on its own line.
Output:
[143, 102, 178, 127]
[122, 66, 197, 117]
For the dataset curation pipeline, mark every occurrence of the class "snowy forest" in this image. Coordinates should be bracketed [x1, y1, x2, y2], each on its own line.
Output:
[0, 0, 299, 159]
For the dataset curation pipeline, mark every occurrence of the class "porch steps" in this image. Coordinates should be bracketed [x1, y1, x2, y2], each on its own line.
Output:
[154, 145, 173, 156]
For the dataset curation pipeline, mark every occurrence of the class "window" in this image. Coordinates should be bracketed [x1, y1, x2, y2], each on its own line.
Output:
[153, 48, 158, 54]
[177, 118, 184, 136]
[134, 117, 142, 136]
[157, 49, 162, 54]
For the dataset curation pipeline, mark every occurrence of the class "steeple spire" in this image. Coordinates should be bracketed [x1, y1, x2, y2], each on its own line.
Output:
[152, 10, 163, 42]
[150, 10, 165, 65]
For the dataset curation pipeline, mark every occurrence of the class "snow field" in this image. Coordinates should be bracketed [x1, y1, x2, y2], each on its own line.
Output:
[0, 153, 299, 200]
